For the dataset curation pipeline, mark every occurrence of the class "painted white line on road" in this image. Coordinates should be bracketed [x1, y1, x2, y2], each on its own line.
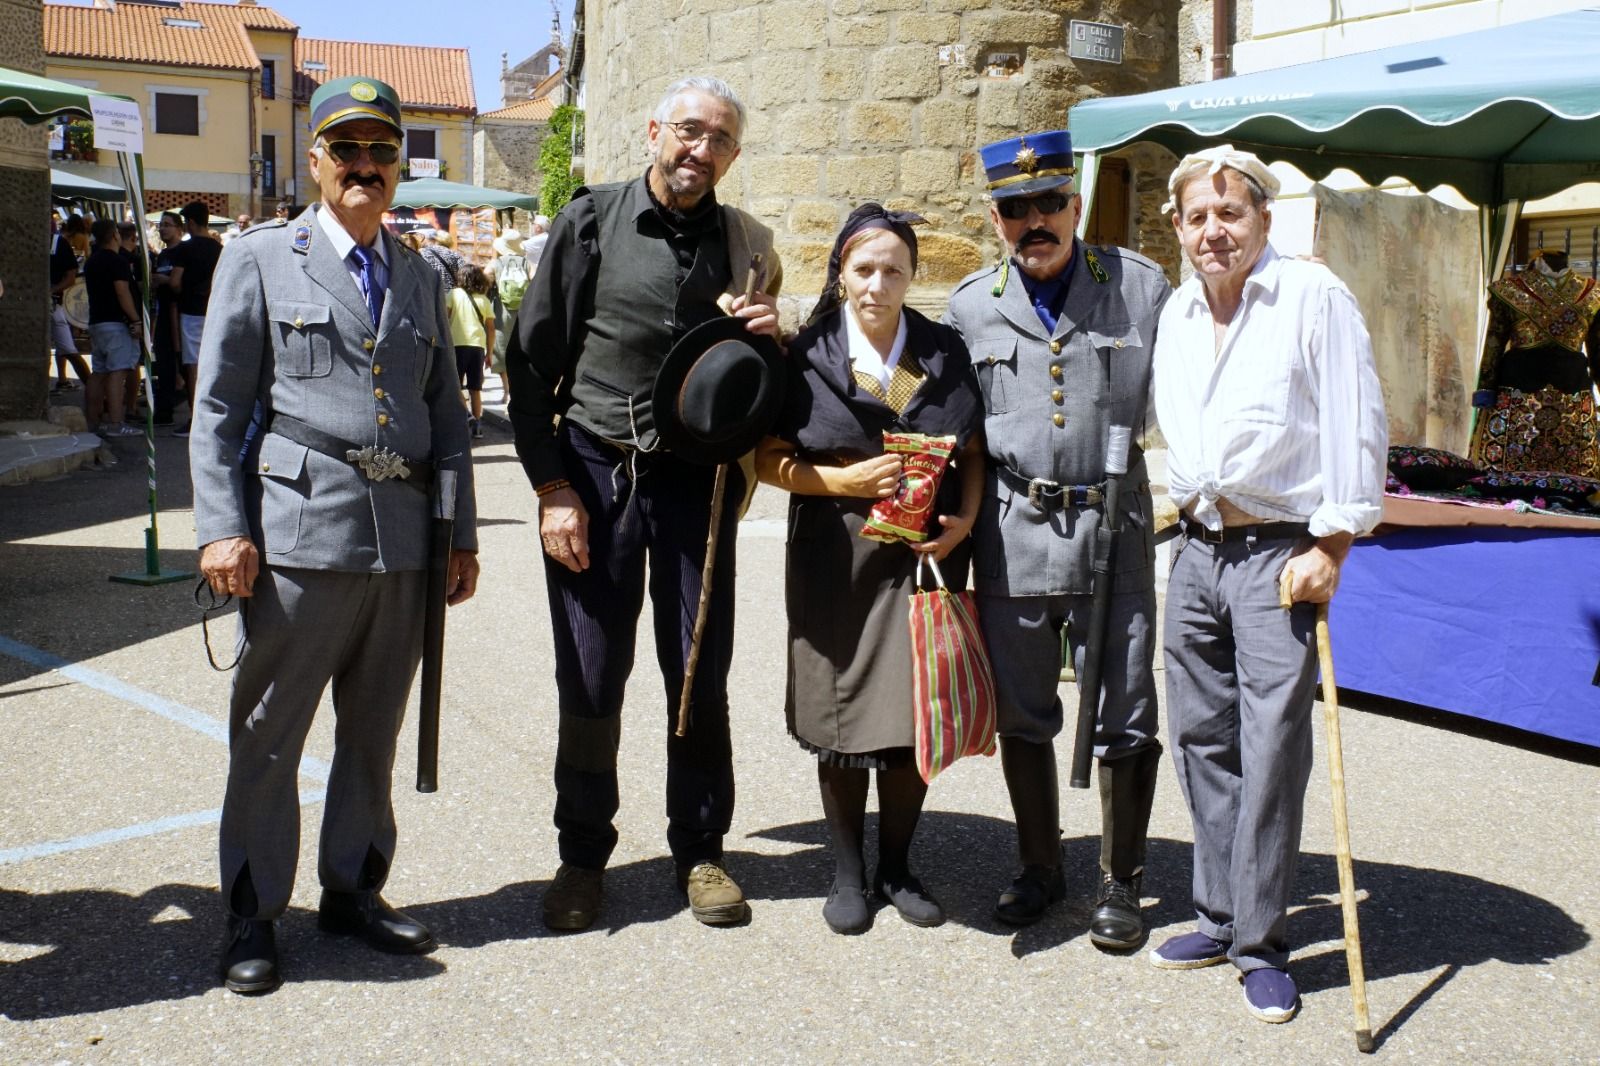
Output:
[0, 788, 325, 867]
[0, 633, 331, 781]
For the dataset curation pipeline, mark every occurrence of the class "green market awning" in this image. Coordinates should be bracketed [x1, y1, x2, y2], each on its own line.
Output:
[0, 66, 136, 125]
[1067, 8, 1600, 206]
[390, 177, 537, 212]
[52, 167, 125, 200]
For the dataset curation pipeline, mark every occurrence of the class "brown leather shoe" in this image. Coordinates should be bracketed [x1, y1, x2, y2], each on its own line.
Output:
[543, 863, 603, 931]
[680, 861, 749, 926]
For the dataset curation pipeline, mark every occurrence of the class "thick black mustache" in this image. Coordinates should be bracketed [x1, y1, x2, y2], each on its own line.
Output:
[345, 173, 384, 188]
[1019, 229, 1059, 246]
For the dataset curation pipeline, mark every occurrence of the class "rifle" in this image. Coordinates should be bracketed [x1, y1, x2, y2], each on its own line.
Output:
[416, 468, 457, 793]
[1068, 426, 1131, 790]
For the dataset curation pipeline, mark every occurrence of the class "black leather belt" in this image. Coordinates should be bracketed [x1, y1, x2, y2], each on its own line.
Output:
[264, 412, 434, 491]
[998, 465, 1104, 511]
[1181, 517, 1310, 544]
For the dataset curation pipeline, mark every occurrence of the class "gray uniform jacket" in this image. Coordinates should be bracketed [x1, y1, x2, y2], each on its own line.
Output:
[945, 243, 1169, 598]
[190, 207, 477, 571]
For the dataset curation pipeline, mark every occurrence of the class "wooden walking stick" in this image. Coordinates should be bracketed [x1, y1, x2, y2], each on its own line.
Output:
[1281, 572, 1375, 1053]
[675, 255, 763, 738]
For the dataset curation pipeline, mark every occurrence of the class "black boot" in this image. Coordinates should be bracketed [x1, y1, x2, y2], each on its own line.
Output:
[221, 917, 279, 994]
[1089, 744, 1161, 949]
[995, 737, 1065, 925]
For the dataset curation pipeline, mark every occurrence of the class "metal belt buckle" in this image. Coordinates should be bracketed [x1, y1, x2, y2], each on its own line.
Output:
[1026, 477, 1063, 510]
[1068, 485, 1105, 508]
[345, 445, 411, 482]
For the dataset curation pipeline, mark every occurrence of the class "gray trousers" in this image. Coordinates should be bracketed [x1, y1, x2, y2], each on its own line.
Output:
[978, 587, 1160, 757]
[219, 565, 426, 919]
[1163, 534, 1317, 972]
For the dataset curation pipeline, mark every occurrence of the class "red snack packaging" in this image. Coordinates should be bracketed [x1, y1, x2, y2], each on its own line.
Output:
[861, 432, 957, 543]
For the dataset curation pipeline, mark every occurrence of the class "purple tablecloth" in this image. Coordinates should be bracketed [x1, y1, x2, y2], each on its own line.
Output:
[1332, 527, 1600, 748]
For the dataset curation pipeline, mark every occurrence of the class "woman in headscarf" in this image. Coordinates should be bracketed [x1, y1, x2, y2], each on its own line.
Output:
[755, 204, 986, 934]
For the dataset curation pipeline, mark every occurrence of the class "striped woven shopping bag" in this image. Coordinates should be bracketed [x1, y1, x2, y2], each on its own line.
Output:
[908, 556, 999, 784]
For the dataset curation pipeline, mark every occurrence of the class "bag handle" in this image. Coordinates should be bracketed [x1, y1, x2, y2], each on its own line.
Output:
[913, 554, 948, 592]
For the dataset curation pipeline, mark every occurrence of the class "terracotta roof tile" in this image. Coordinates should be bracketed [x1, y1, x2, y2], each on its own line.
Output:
[479, 97, 556, 122]
[45, 1, 296, 72]
[295, 38, 475, 114]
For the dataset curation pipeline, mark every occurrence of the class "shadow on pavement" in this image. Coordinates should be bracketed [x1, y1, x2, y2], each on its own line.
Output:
[1, 823, 1586, 1025]
[0, 884, 443, 1020]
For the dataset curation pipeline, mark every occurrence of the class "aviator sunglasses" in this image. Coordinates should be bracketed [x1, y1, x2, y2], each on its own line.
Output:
[321, 139, 402, 166]
[996, 190, 1072, 221]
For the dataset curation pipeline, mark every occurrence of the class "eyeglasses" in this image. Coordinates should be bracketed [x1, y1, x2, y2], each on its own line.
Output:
[320, 139, 402, 166]
[663, 120, 740, 158]
[996, 191, 1073, 221]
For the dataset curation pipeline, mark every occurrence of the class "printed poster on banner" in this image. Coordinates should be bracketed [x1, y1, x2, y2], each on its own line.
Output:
[88, 96, 144, 153]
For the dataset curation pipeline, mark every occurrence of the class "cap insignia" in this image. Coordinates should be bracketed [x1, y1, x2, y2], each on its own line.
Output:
[351, 82, 378, 102]
[1014, 140, 1039, 175]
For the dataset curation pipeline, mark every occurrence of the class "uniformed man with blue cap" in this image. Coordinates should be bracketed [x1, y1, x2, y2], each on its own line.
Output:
[191, 74, 478, 994]
[944, 130, 1169, 949]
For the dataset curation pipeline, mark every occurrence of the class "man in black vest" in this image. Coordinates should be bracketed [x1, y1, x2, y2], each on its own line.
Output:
[507, 75, 781, 931]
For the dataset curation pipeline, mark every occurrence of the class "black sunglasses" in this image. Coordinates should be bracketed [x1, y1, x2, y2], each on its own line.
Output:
[322, 139, 402, 166]
[996, 191, 1073, 221]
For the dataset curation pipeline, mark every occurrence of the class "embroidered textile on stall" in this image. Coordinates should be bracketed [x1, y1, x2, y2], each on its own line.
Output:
[1473, 385, 1600, 478]
[1491, 270, 1600, 353]
[1386, 445, 1480, 491]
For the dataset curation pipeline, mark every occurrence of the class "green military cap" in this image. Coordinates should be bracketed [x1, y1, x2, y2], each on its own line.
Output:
[309, 75, 404, 140]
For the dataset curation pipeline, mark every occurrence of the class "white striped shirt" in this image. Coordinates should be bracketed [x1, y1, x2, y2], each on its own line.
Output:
[1153, 245, 1388, 537]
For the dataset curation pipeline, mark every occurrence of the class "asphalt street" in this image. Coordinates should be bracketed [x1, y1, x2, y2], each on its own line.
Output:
[1, 423, 1596, 1064]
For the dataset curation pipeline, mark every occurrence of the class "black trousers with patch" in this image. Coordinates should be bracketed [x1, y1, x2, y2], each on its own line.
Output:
[544, 421, 742, 871]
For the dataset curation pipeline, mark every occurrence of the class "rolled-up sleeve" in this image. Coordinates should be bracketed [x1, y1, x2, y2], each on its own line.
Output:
[1309, 285, 1388, 537]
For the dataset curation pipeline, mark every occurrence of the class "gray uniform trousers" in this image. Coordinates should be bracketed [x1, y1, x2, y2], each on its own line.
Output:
[978, 586, 1160, 756]
[219, 565, 426, 919]
[1162, 533, 1317, 972]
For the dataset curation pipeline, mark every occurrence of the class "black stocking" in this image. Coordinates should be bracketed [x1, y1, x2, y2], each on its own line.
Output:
[874, 761, 929, 880]
[817, 762, 868, 888]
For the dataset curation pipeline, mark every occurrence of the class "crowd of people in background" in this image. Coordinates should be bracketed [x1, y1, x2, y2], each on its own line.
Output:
[46, 200, 548, 446]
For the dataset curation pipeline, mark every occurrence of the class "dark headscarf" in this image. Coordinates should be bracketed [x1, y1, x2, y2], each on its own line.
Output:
[807, 202, 924, 325]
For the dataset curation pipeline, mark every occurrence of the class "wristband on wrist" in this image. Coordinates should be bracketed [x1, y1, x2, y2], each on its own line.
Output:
[535, 478, 571, 498]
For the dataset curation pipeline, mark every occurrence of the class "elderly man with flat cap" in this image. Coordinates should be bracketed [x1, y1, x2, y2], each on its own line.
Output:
[191, 74, 479, 994]
[944, 130, 1170, 949]
[505, 74, 782, 932]
[1149, 146, 1385, 1023]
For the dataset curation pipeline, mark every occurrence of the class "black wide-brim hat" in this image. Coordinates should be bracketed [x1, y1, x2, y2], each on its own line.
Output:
[652, 316, 785, 466]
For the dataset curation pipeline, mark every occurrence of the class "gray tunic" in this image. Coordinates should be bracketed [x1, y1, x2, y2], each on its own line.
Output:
[944, 243, 1169, 597]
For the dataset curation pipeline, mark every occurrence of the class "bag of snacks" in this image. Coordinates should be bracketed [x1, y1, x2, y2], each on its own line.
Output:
[860, 432, 956, 543]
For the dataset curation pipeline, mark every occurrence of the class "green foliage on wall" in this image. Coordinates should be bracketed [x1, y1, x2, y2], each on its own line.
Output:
[538, 105, 584, 216]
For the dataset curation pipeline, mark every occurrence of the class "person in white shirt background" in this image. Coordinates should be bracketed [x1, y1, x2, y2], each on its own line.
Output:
[1147, 146, 1387, 1026]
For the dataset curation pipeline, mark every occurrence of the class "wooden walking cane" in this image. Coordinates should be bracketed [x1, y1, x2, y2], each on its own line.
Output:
[675, 255, 763, 737]
[1281, 572, 1375, 1053]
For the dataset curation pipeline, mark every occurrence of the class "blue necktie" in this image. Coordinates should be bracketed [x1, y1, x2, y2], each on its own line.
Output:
[350, 245, 384, 327]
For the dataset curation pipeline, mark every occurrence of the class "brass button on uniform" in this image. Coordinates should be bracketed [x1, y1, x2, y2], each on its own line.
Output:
[260, 463, 271, 472]
[1052, 413, 1065, 427]
[1049, 340, 1061, 354]
[377, 413, 389, 426]
[372, 364, 383, 375]
[363, 338, 375, 352]
[986, 355, 996, 365]
[293, 316, 304, 329]
[373, 387, 385, 399]
[1050, 364, 1063, 380]
[1113, 338, 1126, 349]
[1051, 389, 1064, 403]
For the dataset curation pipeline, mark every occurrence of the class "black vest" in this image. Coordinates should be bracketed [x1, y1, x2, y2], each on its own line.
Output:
[565, 179, 732, 448]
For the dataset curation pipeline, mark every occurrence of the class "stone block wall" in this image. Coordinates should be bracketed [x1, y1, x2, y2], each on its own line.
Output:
[0, 0, 50, 421]
[474, 120, 550, 233]
[585, 0, 1182, 320]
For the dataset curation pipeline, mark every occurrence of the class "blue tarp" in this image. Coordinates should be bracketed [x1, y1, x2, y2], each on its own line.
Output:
[1068, 9, 1600, 205]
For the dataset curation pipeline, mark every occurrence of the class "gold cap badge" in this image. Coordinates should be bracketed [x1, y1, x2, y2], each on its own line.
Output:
[1014, 139, 1039, 175]
[351, 82, 378, 102]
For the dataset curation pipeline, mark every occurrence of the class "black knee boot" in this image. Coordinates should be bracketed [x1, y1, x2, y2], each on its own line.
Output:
[1089, 743, 1161, 949]
[995, 737, 1065, 925]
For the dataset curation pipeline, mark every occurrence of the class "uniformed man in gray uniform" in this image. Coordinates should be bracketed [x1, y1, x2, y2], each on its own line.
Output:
[944, 130, 1169, 949]
[191, 75, 479, 994]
